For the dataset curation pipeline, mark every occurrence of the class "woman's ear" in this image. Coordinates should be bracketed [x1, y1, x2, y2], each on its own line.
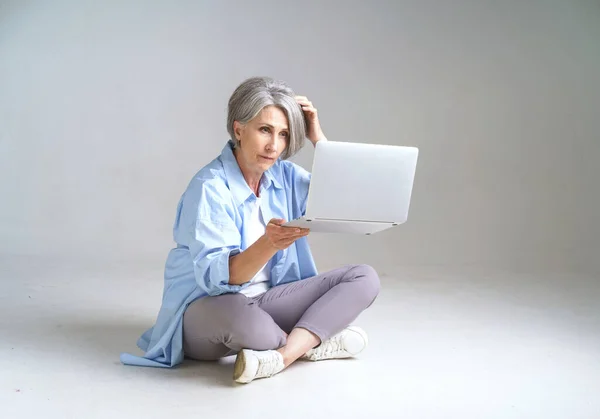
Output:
[233, 121, 245, 142]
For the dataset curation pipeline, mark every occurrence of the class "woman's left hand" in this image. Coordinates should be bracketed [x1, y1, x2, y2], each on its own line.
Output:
[296, 96, 327, 146]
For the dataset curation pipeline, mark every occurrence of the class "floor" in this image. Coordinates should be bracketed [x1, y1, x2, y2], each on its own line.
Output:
[2, 255, 599, 419]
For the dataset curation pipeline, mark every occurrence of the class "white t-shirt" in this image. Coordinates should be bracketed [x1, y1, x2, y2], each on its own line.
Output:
[239, 197, 271, 298]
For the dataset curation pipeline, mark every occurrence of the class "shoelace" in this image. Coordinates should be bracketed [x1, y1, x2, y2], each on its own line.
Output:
[316, 334, 344, 358]
[256, 353, 281, 377]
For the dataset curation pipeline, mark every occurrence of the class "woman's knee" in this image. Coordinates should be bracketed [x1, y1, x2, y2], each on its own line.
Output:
[184, 294, 285, 352]
[227, 311, 285, 350]
[211, 296, 285, 351]
[347, 264, 381, 301]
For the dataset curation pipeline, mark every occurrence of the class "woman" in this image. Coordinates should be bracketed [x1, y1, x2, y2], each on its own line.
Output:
[121, 77, 381, 384]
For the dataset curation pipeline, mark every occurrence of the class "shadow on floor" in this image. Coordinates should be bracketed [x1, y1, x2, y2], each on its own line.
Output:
[14, 317, 238, 388]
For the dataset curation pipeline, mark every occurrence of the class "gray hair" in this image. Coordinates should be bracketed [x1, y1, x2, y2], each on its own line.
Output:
[227, 76, 306, 160]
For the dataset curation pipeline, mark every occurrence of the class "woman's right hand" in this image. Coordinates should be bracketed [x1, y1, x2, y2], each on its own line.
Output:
[264, 218, 310, 250]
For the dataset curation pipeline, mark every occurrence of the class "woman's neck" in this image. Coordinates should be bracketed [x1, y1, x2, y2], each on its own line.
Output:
[243, 173, 261, 197]
[234, 149, 263, 196]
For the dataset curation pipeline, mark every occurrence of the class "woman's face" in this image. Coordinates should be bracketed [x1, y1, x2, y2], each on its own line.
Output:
[233, 105, 289, 175]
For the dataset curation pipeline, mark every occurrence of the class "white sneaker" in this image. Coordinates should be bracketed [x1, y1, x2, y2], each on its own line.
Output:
[303, 326, 368, 361]
[233, 349, 285, 384]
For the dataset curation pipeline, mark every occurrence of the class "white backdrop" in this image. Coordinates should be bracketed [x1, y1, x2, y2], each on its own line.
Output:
[1, 0, 599, 274]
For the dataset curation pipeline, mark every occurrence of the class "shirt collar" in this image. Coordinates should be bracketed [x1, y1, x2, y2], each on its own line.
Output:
[220, 140, 283, 207]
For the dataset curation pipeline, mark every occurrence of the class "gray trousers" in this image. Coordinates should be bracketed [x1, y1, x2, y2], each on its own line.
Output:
[182, 264, 381, 361]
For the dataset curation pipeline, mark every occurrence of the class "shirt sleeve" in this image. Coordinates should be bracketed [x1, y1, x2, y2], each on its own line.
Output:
[284, 161, 311, 217]
[180, 181, 250, 296]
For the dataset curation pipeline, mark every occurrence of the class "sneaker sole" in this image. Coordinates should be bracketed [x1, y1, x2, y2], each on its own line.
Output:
[233, 350, 247, 382]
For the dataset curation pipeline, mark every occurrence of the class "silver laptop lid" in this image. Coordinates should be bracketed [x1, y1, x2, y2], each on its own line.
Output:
[305, 141, 418, 224]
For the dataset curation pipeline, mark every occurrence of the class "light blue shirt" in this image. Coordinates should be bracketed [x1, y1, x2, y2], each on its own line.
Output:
[120, 140, 318, 368]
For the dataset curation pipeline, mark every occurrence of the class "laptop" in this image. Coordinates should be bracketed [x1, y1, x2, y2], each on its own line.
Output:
[283, 140, 419, 235]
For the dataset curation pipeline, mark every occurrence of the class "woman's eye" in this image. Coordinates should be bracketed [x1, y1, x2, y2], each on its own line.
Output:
[281, 132, 289, 138]
[261, 127, 270, 133]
